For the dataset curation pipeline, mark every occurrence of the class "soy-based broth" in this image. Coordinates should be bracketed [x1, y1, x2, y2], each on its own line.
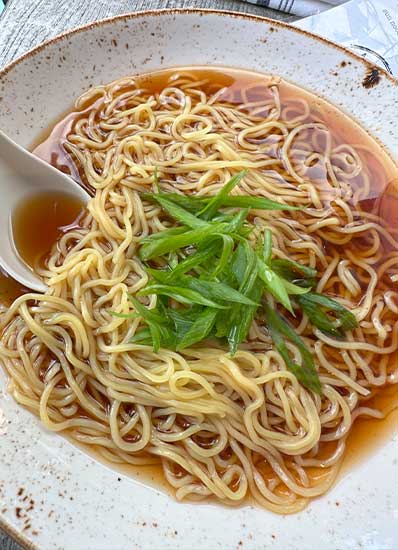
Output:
[13, 191, 84, 269]
[0, 193, 84, 306]
[1, 67, 397, 512]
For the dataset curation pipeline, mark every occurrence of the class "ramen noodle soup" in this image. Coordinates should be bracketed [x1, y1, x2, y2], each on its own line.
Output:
[1, 67, 397, 514]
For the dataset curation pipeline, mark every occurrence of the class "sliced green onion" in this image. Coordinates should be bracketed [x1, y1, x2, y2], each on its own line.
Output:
[257, 258, 293, 314]
[139, 222, 227, 260]
[137, 283, 228, 309]
[127, 170, 354, 395]
[198, 170, 247, 220]
[263, 302, 322, 395]
[177, 308, 218, 350]
[296, 292, 357, 338]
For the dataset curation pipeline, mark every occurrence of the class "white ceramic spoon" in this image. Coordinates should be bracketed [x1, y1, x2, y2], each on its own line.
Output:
[0, 129, 90, 292]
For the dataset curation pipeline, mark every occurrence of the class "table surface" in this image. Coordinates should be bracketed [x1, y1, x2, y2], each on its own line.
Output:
[0, 1, 294, 548]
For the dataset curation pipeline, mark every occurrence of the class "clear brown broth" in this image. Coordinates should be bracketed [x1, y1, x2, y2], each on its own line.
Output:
[0, 193, 84, 306]
[13, 191, 84, 268]
[2, 66, 398, 498]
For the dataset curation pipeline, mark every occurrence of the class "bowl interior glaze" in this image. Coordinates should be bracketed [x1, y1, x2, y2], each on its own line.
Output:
[0, 10, 397, 550]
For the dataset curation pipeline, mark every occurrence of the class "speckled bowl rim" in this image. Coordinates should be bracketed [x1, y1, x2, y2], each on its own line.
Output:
[0, 7, 397, 549]
[0, 7, 397, 85]
[1, 517, 35, 550]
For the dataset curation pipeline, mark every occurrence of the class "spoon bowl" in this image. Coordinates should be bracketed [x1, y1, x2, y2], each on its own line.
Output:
[0, 129, 90, 292]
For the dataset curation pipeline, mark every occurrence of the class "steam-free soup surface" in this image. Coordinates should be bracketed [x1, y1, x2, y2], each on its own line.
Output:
[1, 67, 397, 512]
[0, 192, 84, 305]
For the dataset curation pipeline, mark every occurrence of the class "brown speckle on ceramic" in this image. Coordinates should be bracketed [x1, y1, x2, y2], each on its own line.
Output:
[0, 9, 397, 550]
[363, 66, 383, 88]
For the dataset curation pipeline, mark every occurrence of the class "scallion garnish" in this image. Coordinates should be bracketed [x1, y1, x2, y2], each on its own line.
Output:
[115, 171, 358, 395]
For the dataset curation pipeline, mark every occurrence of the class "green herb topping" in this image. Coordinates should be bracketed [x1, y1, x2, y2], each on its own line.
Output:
[113, 171, 358, 395]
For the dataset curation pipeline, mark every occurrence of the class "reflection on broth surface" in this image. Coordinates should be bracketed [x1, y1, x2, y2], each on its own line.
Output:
[1, 67, 397, 513]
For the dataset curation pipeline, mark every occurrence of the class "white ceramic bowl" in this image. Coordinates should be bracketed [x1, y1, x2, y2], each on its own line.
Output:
[0, 9, 397, 550]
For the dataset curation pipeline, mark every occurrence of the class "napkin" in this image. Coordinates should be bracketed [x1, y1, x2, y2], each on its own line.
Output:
[244, 0, 398, 75]
[242, 0, 346, 17]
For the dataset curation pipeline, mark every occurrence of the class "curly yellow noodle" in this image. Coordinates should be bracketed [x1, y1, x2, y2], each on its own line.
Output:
[1, 68, 397, 514]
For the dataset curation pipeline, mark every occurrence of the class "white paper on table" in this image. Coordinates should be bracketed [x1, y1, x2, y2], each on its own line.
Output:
[295, 0, 398, 76]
